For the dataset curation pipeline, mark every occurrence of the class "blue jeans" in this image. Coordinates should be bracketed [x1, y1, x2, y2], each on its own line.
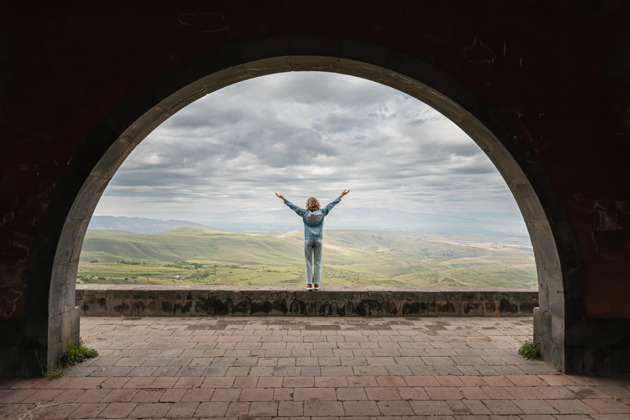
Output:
[304, 238, 323, 284]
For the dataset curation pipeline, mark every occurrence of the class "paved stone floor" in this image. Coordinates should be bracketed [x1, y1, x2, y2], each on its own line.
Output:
[1, 316, 629, 419]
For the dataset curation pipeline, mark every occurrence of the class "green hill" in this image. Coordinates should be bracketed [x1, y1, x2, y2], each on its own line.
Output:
[78, 228, 537, 287]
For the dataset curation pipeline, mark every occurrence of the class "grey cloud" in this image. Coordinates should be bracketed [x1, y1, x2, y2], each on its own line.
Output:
[99, 72, 528, 236]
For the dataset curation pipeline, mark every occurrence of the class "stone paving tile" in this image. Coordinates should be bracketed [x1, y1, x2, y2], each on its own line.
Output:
[239, 387, 274, 401]
[21, 389, 65, 404]
[483, 399, 524, 415]
[316, 376, 348, 387]
[463, 399, 493, 415]
[128, 401, 171, 417]
[0, 403, 35, 419]
[0, 388, 36, 403]
[127, 366, 158, 376]
[202, 377, 235, 388]
[194, 401, 229, 416]
[365, 386, 400, 400]
[410, 365, 439, 375]
[165, 401, 199, 417]
[425, 385, 465, 400]
[98, 402, 137, 418]
[547, 399, 598, 414]
[293, 387, 337, 401]
[74, 388, 111, 403]
[410, 399, 454, 415]
[506, 386, 548, 400]
[273, 388, 293, 401]
[160, 388, 186, 402]
[322, 366, 353, 376]
[31, 403, 79, 419]
[249, 400, 278, 416]
[1, 316, 630, 419]
[102, 389, 138, 403]
[513, 398, 559, 414]
[66, 402, 108, 418]
[180, 388, 214, 402]
[336, 387, 368, 400]
[122, 376, 155, 388]
[130, 388, 164, 402]
[304, 400, 344, 416]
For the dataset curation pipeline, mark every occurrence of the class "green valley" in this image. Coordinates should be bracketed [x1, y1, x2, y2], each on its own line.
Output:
[78, 228, 537, 287]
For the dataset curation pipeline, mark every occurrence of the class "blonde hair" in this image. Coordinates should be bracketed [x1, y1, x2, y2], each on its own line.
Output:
[306, 197, 320, 211]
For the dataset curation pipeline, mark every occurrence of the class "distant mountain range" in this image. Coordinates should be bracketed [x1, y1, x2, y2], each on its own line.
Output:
[88, 216, 209, 234]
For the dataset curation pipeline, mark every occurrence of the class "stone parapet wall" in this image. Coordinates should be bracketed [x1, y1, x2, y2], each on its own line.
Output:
[76, 285, 538, 317]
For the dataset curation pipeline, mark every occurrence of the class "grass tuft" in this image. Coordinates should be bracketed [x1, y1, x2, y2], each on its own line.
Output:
[44, 366, 64, 380]
[518, 339, 540, 360]
[42, 337, 99, 379]
[60, 338, 99, 367]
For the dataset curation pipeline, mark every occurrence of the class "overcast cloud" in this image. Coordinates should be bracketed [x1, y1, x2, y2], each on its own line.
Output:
[94, 72, 528, 236]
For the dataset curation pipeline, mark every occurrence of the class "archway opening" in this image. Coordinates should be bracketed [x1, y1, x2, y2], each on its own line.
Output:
[47, 52, 564, 373]
[80, 71, 535, 289]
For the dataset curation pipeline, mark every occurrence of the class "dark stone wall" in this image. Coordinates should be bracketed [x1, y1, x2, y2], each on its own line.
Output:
[1, 1, 630, 375]
[3, 3, 624, 320]
[76, 285, 539, 318]
[565, 319, 630, 374]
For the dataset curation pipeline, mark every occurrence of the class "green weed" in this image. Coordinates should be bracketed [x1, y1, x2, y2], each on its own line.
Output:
[60, 338, 99, 367]
[41, 337, 99, 379]
[518, 339, 540, 360]
[44, 367, 64, 380]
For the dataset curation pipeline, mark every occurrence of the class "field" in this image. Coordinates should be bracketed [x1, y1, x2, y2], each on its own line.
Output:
[78, 228, 537, 287]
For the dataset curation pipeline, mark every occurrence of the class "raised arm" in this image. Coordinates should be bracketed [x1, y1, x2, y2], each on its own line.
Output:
[277, 193, 307, 216]
[321, 190, 350, 215]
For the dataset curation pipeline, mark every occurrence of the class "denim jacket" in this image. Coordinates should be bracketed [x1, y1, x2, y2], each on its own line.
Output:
[284, 197, 341, 239]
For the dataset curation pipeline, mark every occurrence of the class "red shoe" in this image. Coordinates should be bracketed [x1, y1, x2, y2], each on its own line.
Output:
[313, 284, 320, 290]
[304, 284, 313, 291]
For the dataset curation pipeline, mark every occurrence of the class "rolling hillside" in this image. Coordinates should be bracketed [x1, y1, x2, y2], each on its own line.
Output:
[78, 228, 537, 287]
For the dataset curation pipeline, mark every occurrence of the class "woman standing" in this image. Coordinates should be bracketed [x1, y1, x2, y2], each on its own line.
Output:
[276, 190, 350, 290]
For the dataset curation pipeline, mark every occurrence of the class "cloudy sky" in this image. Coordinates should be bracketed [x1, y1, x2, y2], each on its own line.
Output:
[94, 72, 528, 236]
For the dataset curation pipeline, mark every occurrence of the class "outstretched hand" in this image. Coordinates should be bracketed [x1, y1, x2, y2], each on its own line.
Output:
[340, 189, 350, 198]
[275, 192, 286, 201]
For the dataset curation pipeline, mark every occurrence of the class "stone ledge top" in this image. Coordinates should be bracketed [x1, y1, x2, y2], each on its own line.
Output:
[76, 284, 537, 293]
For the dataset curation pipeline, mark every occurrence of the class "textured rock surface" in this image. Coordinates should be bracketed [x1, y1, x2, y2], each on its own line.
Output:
[76, 286, 538, 318]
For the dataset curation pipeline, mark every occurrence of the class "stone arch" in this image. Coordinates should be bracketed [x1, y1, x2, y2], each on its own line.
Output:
[35, 37, 576, 373]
